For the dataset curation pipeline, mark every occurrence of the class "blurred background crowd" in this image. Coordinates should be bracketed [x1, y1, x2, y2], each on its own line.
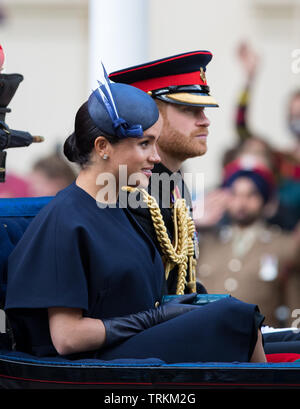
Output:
[0, 0, 300, 329]
[194, 42, 300, 328]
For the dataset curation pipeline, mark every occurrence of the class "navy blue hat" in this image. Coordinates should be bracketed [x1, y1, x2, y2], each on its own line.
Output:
[109, 51, 218, 108]
[88, 65, 159, 139]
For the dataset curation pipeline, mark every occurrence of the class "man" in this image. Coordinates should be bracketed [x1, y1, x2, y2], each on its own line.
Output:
[196, 155, 300, 327]
[29, 151, 77, 197]
[110, 51, 300, 356]
[109, 51, 218, 294]
[233, 42, 300, 227]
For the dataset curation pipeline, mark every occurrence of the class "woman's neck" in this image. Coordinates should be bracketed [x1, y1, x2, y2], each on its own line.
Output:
[76, 166, 118, 204]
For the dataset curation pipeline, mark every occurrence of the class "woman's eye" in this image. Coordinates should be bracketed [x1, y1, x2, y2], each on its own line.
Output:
[140, 140, 149, 147]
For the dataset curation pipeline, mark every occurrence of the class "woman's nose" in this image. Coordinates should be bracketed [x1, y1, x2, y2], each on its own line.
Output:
[149, 146, 161, 164]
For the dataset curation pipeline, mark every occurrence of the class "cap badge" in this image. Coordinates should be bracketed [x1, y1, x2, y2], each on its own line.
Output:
[200, 67, 206, 83]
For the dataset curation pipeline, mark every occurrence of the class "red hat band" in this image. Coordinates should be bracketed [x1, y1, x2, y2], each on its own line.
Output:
[130, 70, 207, 93]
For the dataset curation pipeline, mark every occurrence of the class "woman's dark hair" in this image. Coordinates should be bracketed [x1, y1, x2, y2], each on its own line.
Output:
[63, 101, 119, 166]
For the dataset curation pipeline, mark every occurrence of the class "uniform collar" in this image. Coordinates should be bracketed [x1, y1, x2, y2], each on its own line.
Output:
[152, 162, 182, 176]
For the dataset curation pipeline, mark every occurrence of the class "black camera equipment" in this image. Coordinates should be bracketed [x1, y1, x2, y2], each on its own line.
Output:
[0, 72, 43, 182]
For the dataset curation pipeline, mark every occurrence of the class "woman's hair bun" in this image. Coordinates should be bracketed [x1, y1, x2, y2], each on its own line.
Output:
[63, 132, 79, 163]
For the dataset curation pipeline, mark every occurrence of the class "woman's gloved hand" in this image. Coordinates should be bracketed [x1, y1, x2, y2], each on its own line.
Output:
[102, 293, 198, 347]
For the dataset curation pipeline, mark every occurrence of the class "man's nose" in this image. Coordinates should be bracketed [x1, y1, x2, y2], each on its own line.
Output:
[195, 110, 210, 127]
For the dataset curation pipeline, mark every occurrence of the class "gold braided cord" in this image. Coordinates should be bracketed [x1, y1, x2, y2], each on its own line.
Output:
[123, 186, 197, 294]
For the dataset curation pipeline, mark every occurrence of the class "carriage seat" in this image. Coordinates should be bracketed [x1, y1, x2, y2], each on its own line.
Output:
[0, 196, 53, 312]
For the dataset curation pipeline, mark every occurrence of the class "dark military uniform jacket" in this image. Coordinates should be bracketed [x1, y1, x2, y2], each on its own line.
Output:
[128, 162, 205, 294]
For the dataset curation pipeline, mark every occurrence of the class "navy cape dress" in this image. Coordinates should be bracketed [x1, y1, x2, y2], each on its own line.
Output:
[5, 182, 263, 362]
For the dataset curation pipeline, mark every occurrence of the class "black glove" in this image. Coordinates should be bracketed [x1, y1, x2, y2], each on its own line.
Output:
[102, 293, 198, 347]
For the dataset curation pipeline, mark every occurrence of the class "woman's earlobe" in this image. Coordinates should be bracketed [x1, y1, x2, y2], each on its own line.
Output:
[94, 136, 109, 157]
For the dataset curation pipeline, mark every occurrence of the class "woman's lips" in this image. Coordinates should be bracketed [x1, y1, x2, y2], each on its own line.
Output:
[141, 168, 153, 177]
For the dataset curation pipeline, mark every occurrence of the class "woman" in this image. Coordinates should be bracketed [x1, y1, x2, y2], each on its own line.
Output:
[4, 69, 266, 363]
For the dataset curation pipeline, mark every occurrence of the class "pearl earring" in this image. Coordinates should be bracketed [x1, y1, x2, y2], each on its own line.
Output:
[103, 154, 108, 160]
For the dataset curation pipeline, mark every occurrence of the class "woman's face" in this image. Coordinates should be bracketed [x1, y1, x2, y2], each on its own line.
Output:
[108, 114, 163, 189]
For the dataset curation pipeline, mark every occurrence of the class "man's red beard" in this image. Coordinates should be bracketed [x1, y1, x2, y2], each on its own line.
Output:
[157, 123, 208, 161]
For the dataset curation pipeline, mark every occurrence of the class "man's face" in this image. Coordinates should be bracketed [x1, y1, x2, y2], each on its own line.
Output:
[289, 95, 300, 138]
[289, 95, 300, 119]
[157, 102, 210, 161]
[226, 177, 265, 227]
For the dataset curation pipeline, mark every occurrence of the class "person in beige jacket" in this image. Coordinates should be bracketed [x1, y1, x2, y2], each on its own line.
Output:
[196, 156, 300, 328]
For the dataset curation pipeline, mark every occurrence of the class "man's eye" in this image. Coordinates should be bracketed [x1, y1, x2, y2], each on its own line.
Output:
[181, 106, 193, 113]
